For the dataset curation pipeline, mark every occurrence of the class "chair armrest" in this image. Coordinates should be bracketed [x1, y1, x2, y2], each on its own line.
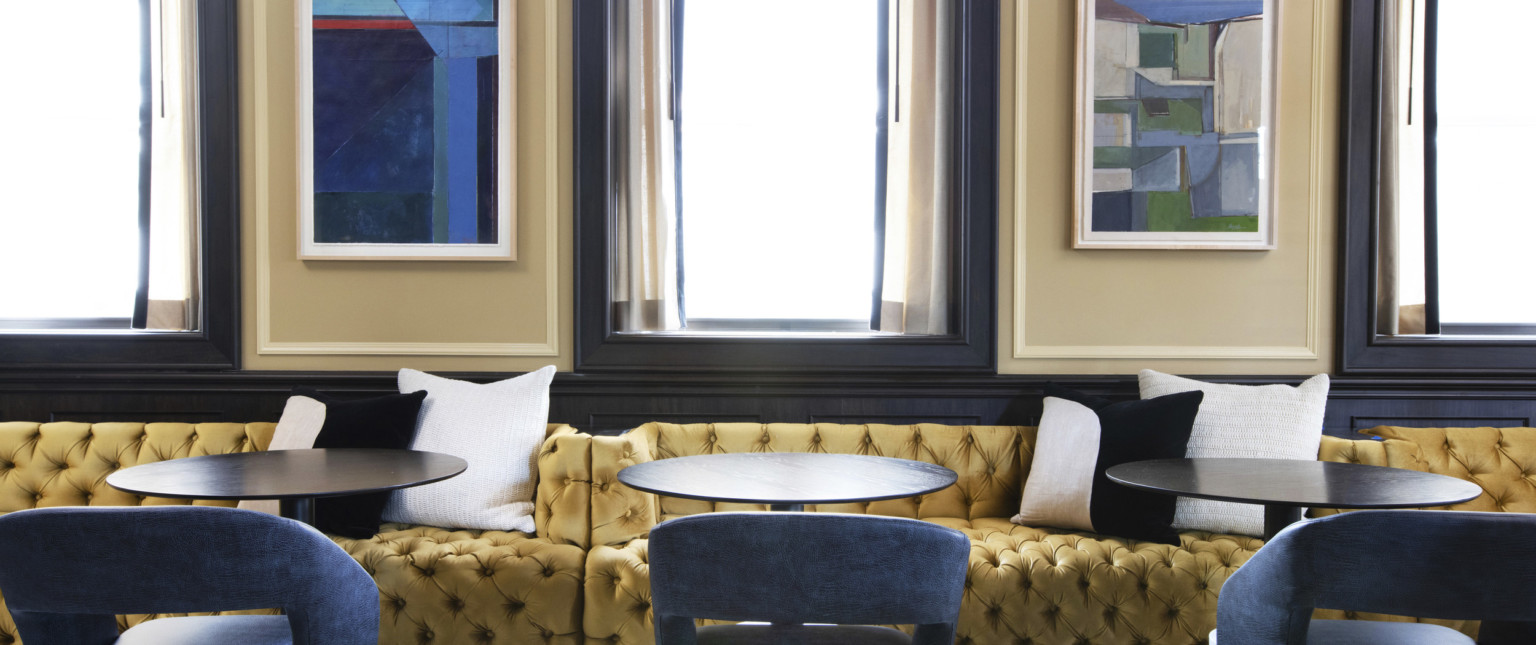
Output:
[535, 427, 659, 548]
[536, 425, 591, 546]
[591, 431, 658, 547]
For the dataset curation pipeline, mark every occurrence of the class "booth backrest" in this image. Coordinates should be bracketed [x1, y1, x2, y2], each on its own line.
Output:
[0, 422, 276, 512]
[625, 422, 1033, 523]
[0, 421, 578, 516]
[1319, 426, 1536, 514]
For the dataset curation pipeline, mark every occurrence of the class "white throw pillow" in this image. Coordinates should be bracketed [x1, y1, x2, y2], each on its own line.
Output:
[382, 366, 556, 532]
[1138, 369, 1330, 537]
[238, 394, 326, 516]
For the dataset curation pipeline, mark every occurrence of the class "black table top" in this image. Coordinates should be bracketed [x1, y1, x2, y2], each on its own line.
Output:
[106, 449, 468, 501]
[1105, 458, 1483, 509]
[617, 453, 958, 506]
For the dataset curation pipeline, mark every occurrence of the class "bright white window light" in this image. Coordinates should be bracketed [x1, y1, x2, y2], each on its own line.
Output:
[679, 0, 879, 324]
[0, 1, 142, 320]
[1434, 0, 1536, 325]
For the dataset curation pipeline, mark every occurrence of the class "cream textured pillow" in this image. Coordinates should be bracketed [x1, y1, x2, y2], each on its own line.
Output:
[382, 366, 556, 532]
[1138, 369, 1330, 537]
[238, 394, 326, 516]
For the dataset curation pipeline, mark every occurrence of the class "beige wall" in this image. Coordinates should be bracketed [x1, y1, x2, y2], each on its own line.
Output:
[999, 0, 1339, 375]
[240, 0, 572, 372]
[240, 0, 1336, 375]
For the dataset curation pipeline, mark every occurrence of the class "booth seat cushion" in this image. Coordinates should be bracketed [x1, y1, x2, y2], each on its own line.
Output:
[582, 517, 1263, 645]
[102, 525, 588, 645]
[334, 524, 586, 645]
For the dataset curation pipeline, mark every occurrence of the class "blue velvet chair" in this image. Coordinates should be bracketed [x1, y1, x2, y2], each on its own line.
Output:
[0, 506, 378, 644]
[1213, 510, 1536, 645]
[648, 512, 969, 645]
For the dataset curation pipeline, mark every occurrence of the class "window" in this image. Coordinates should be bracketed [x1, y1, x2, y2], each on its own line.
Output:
[1419, 0, 1536, 332]
[574, 0, 997, 373]
[0, 0, 239, 370]
[677, 1, 886, 331]
[1, 1, 143, 325]
[1339, 0, 1536, 373]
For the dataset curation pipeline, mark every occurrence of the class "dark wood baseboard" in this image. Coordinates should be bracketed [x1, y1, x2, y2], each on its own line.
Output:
[3, 370, 1535, 438]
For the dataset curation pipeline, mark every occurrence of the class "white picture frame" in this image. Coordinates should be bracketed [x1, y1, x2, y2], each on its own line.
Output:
[296, 0, 516, 261]
[1072, 0, 1278, 250]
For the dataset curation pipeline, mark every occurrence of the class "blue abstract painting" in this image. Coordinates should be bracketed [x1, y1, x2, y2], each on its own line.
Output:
[1077, 0, 1274, 249]
[309, 0, 500, 248]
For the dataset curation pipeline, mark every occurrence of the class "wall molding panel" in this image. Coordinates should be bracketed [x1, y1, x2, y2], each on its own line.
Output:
[5, 371, 1535, 440]
[253, 0, 562, 358]
[1011, 0, 1330, 362]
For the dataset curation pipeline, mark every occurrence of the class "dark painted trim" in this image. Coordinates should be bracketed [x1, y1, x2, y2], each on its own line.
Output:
[1337, 0, 1536, 374]
[7, 370, 1536, 441]
[0, 0, 240, 371]
[133, 0, 154, 330]
[572, 0, 997, 374]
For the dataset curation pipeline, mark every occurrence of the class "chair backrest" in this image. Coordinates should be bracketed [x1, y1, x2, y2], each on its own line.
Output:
[1217, 510, 1536, 645]
[0, 506, 378, 645]
[648, 512, 969, 644]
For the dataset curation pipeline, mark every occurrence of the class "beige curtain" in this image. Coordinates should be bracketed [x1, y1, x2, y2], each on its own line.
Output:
[1376, 0, 1428, 335]
[611, 0, 681, 332]
[880, 0, 952, 335]
[143, 0, 200, 331]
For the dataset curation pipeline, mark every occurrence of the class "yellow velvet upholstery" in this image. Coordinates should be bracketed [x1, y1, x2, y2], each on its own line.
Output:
[0, 421, 587, 645]
[577, 422, 1266, 645]
[1310, 429, 1528, 639]
[2, 419, 1522, 645]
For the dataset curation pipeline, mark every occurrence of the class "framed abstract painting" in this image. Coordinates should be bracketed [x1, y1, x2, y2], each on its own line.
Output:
[298, 0, 515, 260]
[1073, 0, 1277, 250]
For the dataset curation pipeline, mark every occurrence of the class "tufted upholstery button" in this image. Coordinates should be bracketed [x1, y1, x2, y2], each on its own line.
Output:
[759, 435, 771, 444]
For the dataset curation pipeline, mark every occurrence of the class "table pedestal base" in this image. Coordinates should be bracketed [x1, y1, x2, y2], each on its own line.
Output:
[280, 497, 315, 526]
[1263, 505, 1303, 540]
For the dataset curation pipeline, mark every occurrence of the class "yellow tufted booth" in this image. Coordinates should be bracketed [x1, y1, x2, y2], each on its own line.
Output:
[570, 422, 1529, 645]
[577, 422, 1266, 645]
[1, 420, 1523, 645]
[0, 421, 589, 645]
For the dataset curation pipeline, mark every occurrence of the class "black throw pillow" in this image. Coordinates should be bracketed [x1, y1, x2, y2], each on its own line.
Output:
[1010, 383, 1203, 545]
[297, 387, 427, 538]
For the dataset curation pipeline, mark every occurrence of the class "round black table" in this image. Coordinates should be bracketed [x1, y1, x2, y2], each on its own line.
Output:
[617, 453, 958, 512]
[106, 448, 468, 526]
[1105, 458, 1484, 539]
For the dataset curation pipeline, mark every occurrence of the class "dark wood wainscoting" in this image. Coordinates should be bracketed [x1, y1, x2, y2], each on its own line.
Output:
[3, 371, 1535, 438]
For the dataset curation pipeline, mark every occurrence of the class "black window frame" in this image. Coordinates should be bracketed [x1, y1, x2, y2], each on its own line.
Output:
[0, 0, 240, 371]
[1338, 0, 1536, 375]
[573, 0, 997, 375]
